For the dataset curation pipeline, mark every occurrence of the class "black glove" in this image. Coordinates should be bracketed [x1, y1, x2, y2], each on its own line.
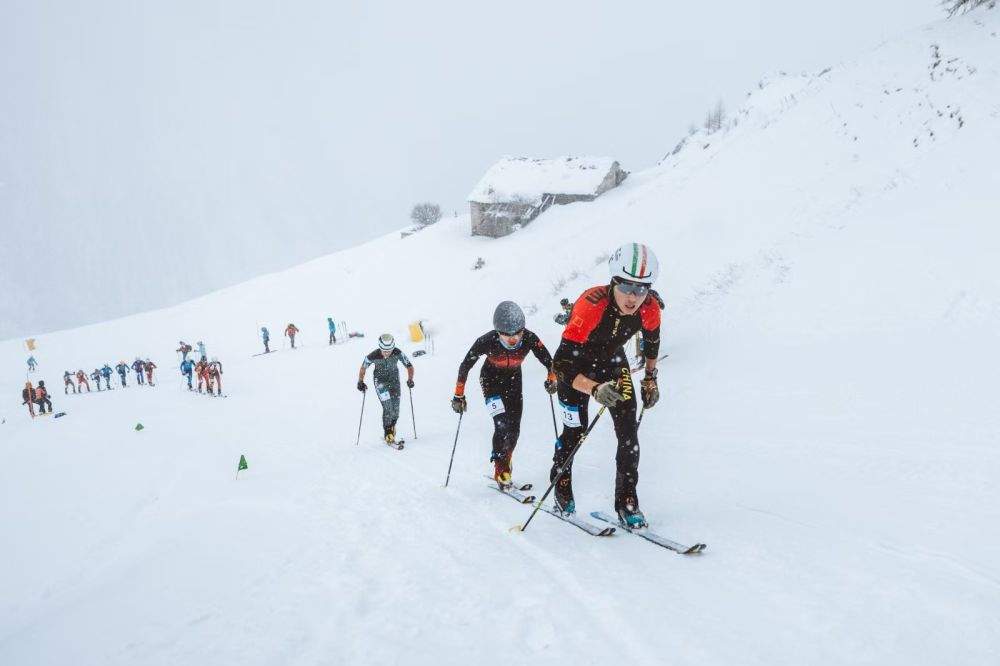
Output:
[406, 379, 415, 388]
[357, 381, 367, 392]
[451, 395, 467, 414]
[640, 374, 659, 409]
[543, 379, 558, 395]
[591, 381, 625, 407]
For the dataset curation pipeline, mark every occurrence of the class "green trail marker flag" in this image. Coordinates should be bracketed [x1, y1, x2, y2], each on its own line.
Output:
[236, 454, 248, 479]
[135, 423, 144, 431]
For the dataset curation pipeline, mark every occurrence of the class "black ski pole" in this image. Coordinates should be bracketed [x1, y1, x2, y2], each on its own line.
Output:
[409, 386, 417, 439]
[636, 406, 646, 430]
[354, 390, 367, 446]
[520, 402, 609, 533]
[548, 393, 559, 438]
[443, 412, 463, 487]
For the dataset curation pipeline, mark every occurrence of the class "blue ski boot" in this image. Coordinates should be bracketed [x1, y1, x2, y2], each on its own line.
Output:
[616, 497, 648, 529]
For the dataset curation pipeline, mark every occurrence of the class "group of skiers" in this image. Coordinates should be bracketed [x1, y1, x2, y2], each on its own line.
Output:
[258, 318, 341, 354]
[62, 359, 157, 394]
[180, 356, 225, 395]
[449, 242, 664, 529]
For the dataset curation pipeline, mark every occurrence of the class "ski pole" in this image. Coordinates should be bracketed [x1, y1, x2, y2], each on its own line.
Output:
[520, 402, 609, 533]
[408, 386, 417, 439]
[636, 406, 645, 430]
[548, 393, 559, 438]
[354, 390, 367, 446]
[443, 412, 463, 487]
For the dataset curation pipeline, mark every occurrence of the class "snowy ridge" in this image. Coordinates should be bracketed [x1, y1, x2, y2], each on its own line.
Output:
[2, 8, 999, 665]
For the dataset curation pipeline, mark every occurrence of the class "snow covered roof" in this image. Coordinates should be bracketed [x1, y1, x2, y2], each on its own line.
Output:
[467, 156, 619, 204]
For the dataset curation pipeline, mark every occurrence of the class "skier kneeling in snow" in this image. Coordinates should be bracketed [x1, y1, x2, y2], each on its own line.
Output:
[549, 243, 664, 528]
[451, 301, 556, 488]
[357, 334, 414, 446]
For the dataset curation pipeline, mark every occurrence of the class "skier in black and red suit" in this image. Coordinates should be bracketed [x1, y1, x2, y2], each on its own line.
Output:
[451, 301, 557, 488]
[550, 242, 665, 528]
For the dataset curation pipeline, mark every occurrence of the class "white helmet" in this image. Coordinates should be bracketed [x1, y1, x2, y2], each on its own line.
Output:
[609, 242, 659, 285]
[378, 333, 395, 351]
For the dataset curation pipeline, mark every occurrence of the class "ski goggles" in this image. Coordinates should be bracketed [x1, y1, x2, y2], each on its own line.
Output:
[498, 330, 524, 349]
[613, 279, 650, 297]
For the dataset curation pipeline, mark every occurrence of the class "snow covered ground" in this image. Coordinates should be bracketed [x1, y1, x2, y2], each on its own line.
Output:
[2, 8, 999, 665]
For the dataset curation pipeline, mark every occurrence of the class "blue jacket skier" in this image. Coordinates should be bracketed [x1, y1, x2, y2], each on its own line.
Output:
[328, 318, 337, 345]
[180, 358, 196, 389]
[261, 327, 270, 353]
[27, 356, 37, 372]
[100, 364, 113, 390]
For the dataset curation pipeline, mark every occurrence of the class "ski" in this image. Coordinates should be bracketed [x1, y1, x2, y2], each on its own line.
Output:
[590, 511, 705, 554]
[531, 505, 615, 536]
[490, 484, 536, 505]
[385, 439, 405, 450]
[482, 475, 533, 492]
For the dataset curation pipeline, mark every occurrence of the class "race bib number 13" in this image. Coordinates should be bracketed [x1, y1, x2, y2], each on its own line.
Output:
[560, 401, 582, 428]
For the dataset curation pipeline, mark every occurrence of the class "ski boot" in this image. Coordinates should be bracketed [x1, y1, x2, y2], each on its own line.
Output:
[492, 453, 512, 489]
[553, 477, 575, 515]
[616, 496, 648, 529]
[384, 426, 396, 446]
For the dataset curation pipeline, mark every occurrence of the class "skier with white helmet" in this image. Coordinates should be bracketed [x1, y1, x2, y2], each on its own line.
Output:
[451, 301, 557, 488]
[549, 242, 665, 528]
[357, 333, 414, 446]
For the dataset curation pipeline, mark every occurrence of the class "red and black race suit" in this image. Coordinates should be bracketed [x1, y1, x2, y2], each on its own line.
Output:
[456, 329, 553, 462]
[550, 285, 662, 510]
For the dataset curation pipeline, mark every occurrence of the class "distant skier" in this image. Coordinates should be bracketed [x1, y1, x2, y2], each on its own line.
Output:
[261, 327, 271, 353]
[116, 361, 129, 387]
[144, 359, 157, 386]
[63, 370, 77, 394]
[180, 358, 196, 389]
[101, 364, 113, 390]
[549, 243, 664, 528]
[76, 369, 90, 392]
[208, 358, 223, 395]
[132, 358, 145, 385]
[176, 341, 193, 361]
[553, 298, 573, 326]
[27, 356, 37, 372]
[34, 381, 52, 414]
[451, 301, 556, 488]
[357, 334, 414, 446]
[327, 317, 337, 345]
[21, 381, 36, 417]
[285, 323, 299, 349]
[91, 369, 103, 391]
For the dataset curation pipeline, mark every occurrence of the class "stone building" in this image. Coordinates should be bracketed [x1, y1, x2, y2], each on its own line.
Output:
[467, 157, 627, 237]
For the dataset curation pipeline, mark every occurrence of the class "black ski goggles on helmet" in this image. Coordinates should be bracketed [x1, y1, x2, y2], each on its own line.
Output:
[613, 278, 650, 297]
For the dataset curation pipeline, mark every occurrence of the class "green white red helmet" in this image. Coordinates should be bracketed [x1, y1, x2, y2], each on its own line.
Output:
[609, 242, 659, 285]
[378, 333, 395, 351]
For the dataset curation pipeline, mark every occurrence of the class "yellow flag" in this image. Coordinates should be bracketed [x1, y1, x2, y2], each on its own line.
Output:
[25, 338, 36, 351]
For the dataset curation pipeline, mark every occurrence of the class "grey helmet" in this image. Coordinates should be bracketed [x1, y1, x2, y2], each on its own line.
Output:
[493, 301, 525, 335]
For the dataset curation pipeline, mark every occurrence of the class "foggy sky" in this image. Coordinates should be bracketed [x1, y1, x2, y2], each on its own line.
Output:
[0, 1, 942, 339]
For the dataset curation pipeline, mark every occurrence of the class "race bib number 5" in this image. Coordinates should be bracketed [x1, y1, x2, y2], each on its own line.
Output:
[485, 395, 506, 416]
[560, 401, 582, 428]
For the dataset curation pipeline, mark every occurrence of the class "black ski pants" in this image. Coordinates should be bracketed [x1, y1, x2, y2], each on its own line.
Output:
[135, 370, 144, 385]
[118, 371, 127, 387]
[479, 368, 524, 463]
[551, 357, 640, 510]
[35, 396, 52, 413]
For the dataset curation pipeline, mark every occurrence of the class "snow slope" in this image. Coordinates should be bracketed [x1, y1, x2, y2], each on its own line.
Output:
[2, 8, 999, 665]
